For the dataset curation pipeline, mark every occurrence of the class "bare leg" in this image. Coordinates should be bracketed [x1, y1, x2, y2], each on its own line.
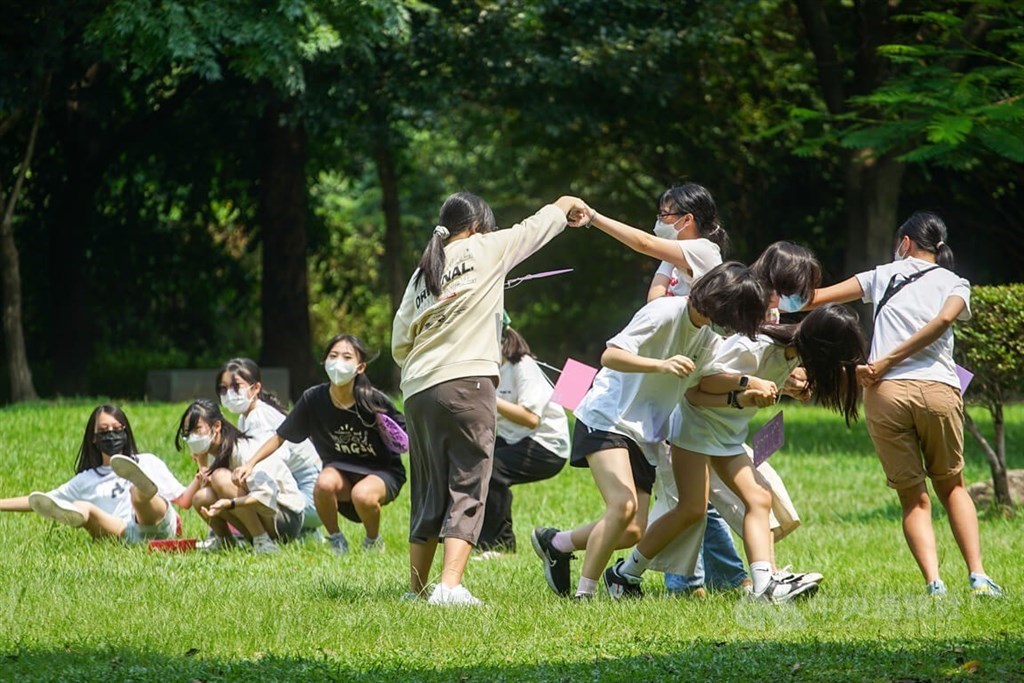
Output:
[314, 468, 351, 536]
[439, 537, 473, 588]
[192, 485, 233, 538]
[410, 539, 439, 594]
[351, 475, 387, 540]
[933, 474, 985, 575]
[896, 482, 939, 583]
[73, 502, 127, 539]
[709, 454, 773, 566]
[130, 486, 168, 526]
[580, 448, 640, 582]
[208, 469, 272, 540]
[636, 447, 708, 559]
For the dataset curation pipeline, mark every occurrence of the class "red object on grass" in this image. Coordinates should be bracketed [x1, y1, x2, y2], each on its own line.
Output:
[148, 538, 197, 553]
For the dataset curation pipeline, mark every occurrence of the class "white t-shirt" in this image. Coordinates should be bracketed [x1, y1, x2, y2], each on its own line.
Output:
[238, 400, 321, 474]
[497, 355, 571, 459]
[574, 296, 722, 464]
[49, 453, 187, 523]
[856, 257, 970, 388]
[671, 334, 799, 456]
[245, 452, 306, 514]
[653, 238, 723, 297]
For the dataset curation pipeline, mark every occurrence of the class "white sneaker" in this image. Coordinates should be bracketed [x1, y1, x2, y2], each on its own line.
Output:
[199, 535, 239, 552]
[471, 550, 504, 561]
[28, 492, 85, 528]
[751, 573, 820, 603]
[252, 535, 280, 555]
[427, 583, 482, 606]
[110, 455, 158, 499]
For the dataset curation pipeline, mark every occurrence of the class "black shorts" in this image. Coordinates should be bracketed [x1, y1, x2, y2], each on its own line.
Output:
[323, 463, 403, 523]
[569, 420, 656, 494]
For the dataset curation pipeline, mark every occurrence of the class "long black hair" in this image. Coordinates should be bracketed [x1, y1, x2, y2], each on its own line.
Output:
[793, 304, 868, 426]
[896, 211, 955, 271]
[415, 192, 496, 298]
[323, 333, 398, 424]
[750, 241, 822, 302]
[75, 404, 140, 474]
[688, 262, 768, 340]
[216, 357, 288, 416]
[658, 183, 730, 255]
[175, 399, 250, 471]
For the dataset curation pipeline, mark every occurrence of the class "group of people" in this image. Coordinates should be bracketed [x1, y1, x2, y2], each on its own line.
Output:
[0, 183, 1003, 607]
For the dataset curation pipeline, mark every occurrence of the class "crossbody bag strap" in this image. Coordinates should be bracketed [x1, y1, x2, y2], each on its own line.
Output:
[873, 266, 940, 322]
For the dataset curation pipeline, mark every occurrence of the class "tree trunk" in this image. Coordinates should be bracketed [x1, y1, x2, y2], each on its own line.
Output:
[258, 101, 315, 401]
[842, 153, 906, 276]
[964, 408, 1013, 508]
[373, 126, 404, 391]
[0, 108, 43, 402]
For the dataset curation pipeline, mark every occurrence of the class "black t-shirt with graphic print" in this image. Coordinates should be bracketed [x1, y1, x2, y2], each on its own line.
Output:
[277, 383, 406, 484]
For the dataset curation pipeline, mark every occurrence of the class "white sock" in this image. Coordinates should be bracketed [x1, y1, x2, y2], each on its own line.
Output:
[328, 531, 345, 540]
[552, 531, 575, 554]
[576, 576, 599, 596]
[619, 548, 650, 580]
[751, 561, 772, 594]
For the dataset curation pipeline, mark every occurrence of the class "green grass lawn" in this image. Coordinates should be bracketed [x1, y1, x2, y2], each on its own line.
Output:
[0, 400, 1021, 682]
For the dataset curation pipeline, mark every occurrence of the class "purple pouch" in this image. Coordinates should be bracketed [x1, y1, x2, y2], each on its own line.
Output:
[376, 413, 409, 454]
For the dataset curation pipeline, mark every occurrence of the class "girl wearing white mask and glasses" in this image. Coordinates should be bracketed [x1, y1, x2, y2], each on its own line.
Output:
[233, 335, 407, 557]
[216, 358, 322, 532]
[178, 400, 304, 554]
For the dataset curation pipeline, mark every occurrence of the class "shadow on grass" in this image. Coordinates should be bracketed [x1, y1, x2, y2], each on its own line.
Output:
[3, 637, 1022, 683]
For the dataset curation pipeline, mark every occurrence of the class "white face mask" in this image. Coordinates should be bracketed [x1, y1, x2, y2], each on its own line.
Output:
[221, 387, 254, 414]
[186, 431, 213, 455]
[325, 359, 358, 386]
[653, 219, 682, 240]
[893, 238, 908, 261]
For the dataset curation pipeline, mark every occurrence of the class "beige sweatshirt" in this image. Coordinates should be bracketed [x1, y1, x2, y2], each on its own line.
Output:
[392, 204, 567, 399]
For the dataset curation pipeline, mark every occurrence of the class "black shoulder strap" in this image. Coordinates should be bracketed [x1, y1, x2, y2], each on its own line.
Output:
[873, 266, 940, 322]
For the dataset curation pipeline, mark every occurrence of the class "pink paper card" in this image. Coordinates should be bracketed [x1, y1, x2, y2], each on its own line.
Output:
[955, 364, 974, 396]
[752, 411, 784, 467]
[550, 359, 599, 412]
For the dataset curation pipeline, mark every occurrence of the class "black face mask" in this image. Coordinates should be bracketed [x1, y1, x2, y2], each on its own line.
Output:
[95, 430, 128, 457]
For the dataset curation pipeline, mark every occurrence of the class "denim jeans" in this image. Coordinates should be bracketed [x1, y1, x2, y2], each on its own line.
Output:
[665, 504, 747, 592]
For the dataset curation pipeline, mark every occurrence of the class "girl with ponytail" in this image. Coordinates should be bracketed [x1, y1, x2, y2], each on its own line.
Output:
[808, 211, 1003, 597]
[233, 335, 406, 556]
[217, 358, 322, 532]
[392, 192, 590, 605]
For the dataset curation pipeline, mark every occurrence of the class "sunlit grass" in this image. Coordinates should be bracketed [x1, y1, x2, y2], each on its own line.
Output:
[0, 401, 1021, 682]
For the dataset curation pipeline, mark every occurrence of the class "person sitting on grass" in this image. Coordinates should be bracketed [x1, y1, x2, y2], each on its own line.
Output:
[0, 404, 186, 543]
[178, 399, 304, 554]
[232, 334, 407, 556]
[217, 357, 323, 533]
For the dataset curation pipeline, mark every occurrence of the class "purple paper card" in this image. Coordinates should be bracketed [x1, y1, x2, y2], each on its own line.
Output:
[752, 411, 784, 467]
[550, 359, 599, 412]
[955, 364, 974, 396]
[376, 413, 409, 454]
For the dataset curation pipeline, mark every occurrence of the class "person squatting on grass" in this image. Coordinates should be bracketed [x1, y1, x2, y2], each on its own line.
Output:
[233, 334, 407, 556]
[475, 318, 571, 555]
[217, 358, 323, 533]
[808, 211, 1003, 598]
[604, 303, 867, 602]
[0, 404, 187, 543]
[532, 262, 768, 601]
[392, 191, 591, 606]
[178, 400, 304, 554]
[651, 239, 828, 595]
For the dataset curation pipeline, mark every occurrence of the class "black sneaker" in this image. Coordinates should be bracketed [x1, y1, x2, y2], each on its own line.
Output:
[603, 559, 643, 600]
[531, 527, 573, 596]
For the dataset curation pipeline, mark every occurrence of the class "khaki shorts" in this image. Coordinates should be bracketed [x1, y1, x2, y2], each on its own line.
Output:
[864, 379, 964, 490]
[405, 377, 497, 544]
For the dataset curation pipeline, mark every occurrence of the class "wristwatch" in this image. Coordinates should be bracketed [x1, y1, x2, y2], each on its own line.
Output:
[738, 375, 750, 389]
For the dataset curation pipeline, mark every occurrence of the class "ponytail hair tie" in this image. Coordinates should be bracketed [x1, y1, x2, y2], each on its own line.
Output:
[936, 240, 946, 250]
[433, 225, 450, 239]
